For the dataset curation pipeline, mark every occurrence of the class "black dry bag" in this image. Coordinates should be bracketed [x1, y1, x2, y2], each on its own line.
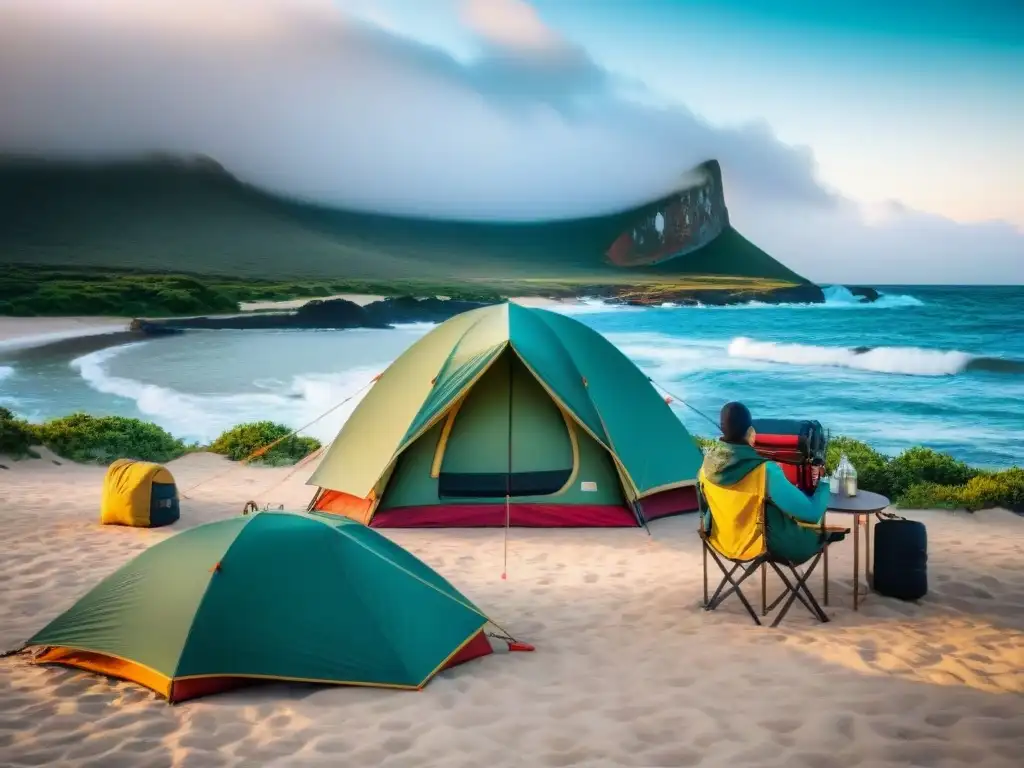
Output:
[873, 515, 928, 601]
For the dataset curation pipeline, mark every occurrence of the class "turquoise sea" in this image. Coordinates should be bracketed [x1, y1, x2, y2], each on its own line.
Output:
[1, 286, 1022, 468]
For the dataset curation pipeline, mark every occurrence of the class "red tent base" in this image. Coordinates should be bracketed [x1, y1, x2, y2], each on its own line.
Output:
[638, 486, 698, 520]
[167, 630, 495, 702]
[370, 503, 640, 528]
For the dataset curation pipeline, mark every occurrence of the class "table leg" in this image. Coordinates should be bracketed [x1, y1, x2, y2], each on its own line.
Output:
[853, 513, 860, 611]
[822, 510, 829, 606]
[865, 514, 872, 589]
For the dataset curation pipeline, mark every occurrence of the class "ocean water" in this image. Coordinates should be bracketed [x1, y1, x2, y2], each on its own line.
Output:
[2, 286, 1022, 468]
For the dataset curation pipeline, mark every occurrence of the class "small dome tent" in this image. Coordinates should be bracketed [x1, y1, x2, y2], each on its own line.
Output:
[307, 302, 704, 527]
[21, 512, 519, 702]
[101, 459, 180, 528]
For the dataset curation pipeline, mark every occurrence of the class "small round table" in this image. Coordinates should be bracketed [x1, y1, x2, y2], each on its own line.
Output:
[824, 490, 891, 610]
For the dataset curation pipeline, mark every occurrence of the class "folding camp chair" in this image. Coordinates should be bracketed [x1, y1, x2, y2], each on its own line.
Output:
[697, 473, 849, 627]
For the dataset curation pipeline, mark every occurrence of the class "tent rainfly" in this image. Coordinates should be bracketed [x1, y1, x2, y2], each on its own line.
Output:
[308, 302, 703, 527]
[18, 512, 519, 702]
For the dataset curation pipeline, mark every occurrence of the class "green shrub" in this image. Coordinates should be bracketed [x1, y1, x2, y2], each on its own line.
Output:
[209, 421, 321, 466]
[36, 413, 187, 464]
[895, 469, 1023, 512]
[826, 436, 892, 496]
[957, 469, 1024, 512]
[0, 406, 40, 459]
[886, 446, 978, 498]
[896, 482, 964, 511]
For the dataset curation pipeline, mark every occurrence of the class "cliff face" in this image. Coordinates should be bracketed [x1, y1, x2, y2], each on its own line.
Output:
[606, 160, 729, 268]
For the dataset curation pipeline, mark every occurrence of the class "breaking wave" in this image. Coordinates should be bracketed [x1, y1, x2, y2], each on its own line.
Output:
[680, 286, 924, 310]
[71, 344, 381, 443]
[0, 365, 13, 383]
[727, 338, 1023, 377]
[535, 287, 922, 313]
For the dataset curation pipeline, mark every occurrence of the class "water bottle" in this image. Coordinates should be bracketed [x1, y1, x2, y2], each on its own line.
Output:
[844, 459, 859, 496]
[835, 453, 858, 496]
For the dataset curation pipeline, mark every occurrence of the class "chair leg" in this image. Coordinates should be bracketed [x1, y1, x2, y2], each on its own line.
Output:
[704, 549, 765, 625]
[761, 563, 767, 616]
[706, 560, 743, 608]
[702, 540, 709, 607]
[768, 556, 829, 627]
[772, 560, 820, 615]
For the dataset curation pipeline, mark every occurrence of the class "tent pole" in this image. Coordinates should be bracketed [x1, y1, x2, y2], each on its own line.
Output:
[502, 353, 513, 580]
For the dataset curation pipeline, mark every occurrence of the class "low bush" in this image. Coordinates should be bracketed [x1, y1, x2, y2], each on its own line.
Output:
[209, 421, 321, 466]
[0, 406, 40, 458]
[886, 446, 978, 498]
[35, 413, 187, 464]
[898, 469, 1024, 513]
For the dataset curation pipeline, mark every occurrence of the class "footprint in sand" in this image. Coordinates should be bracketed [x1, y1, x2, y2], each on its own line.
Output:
[640, 747, 704, 767]
[760, 717, 801, 735]
[793, 751, 863, 768]
[583, 573, 598, 584]
[924, 712, 961, 728]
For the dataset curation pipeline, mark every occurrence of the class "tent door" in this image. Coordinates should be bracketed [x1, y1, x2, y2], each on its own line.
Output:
[149, 481, 180, 526]
[437, 351, 573, 499]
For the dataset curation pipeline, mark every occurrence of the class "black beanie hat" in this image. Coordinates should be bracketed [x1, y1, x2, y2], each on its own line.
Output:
[720, 401, 753, 443]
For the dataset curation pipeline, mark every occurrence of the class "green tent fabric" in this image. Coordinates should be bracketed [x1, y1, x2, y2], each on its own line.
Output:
[21, 512, 501, 702]
[308, 302, 704, 527]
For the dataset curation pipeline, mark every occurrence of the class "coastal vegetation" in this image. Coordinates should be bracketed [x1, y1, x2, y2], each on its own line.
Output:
[209, 421, 321, 466]
[1, 264, 799, 318]
[0, 265, 506, 318]
[0, 411, 321, 467]
[1, 410, 1021, 512]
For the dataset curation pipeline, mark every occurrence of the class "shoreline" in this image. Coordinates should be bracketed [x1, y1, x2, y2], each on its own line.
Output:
[0, 295, 573, 354]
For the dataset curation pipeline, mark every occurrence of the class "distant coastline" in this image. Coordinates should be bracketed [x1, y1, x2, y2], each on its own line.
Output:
[1, 264, 885, 338]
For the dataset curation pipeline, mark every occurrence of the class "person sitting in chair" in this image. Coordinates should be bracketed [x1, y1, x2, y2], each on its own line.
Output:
[700, 401, 841, 564]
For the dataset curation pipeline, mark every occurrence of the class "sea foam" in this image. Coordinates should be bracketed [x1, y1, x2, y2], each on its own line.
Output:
[727, 337, 976, 377]
[71, 344, 381, 443]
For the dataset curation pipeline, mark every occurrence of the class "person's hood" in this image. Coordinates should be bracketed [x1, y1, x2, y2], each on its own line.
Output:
[701, 440, 767, 487]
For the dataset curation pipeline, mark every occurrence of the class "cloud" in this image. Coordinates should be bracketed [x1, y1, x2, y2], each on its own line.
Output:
[0, 0, 834, 220]
[460, 0, 563, 52]
[0, 0, 1019, 282]
[733, 196, 1023, 284]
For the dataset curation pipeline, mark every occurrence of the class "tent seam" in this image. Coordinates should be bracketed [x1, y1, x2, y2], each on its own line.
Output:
[170, 515, 257, 681]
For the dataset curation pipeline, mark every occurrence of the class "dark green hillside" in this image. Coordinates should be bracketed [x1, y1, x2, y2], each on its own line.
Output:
[0, 155, 808, 289]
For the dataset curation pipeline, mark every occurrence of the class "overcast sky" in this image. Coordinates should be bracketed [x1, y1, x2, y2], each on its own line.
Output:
[0, 0, 1020, 284]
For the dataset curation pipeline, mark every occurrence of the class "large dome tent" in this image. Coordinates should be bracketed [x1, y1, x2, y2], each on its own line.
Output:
[307, 302, 703, 528]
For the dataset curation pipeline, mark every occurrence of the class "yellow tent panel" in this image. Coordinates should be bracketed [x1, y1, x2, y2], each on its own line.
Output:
[100, 459, 180, 528]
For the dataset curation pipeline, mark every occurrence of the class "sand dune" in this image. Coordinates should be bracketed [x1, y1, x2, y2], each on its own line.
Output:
[1, 451, 1022, 767]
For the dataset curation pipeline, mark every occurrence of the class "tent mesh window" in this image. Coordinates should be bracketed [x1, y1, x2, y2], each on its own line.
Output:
[438, 468, 572, 498]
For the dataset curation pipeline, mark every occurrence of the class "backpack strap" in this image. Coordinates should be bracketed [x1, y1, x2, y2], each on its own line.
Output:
[876, 510, 906, 522]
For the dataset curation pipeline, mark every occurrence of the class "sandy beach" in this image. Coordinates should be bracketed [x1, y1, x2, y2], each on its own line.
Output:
[0, 296, 568, 352]
[1, 450, 1021, 767]
[0, 317, 131, 352]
